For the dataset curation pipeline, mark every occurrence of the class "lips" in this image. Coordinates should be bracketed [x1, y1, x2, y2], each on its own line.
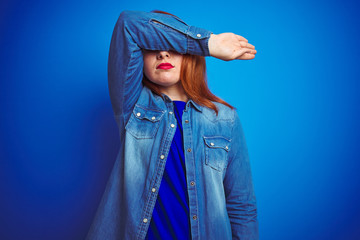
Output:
[156, 63, 174, 70]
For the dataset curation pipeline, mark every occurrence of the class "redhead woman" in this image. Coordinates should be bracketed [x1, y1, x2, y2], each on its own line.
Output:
[87, 10, 258, 240]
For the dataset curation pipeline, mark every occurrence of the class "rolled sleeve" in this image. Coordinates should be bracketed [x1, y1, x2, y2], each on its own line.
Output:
[187, 25, 212, 56]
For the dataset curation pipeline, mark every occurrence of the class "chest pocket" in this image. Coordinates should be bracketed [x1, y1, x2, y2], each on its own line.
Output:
[125, 105, 165, 139]
[203, 136, 231, 172]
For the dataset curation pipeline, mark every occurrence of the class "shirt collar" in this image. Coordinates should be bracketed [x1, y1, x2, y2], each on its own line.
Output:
[160, 93, 203, 113]
[187, 99, 203, 112]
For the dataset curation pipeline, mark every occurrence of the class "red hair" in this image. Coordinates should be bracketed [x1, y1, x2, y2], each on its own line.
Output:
[142, 10, 235, 115]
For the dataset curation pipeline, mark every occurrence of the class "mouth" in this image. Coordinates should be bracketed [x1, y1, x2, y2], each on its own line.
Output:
[156, 62, 174, 70]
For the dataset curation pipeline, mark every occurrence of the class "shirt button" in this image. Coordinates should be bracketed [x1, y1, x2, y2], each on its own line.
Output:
[160, 155, 165, 159]
[196, 33, 201, 38]
[171, 124, 175, 128]
[169, 111, 173, 114]
[152, 188, 156, 192]
[225, 146, 229, 150]
[190, 181, 195, 186]
[151, 116, 156, 120]
[192, 215, 197, 220]
[136, 112, 141, 117]
[143, 218, 148, 223]
[185, 120, 189, 123]
[210, 142, 215, 146]
[187, 148, 192, 152]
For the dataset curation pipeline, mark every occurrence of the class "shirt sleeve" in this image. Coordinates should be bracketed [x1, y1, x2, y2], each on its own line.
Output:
[107, 10, 213, 128]
[223, 109, 259, 240]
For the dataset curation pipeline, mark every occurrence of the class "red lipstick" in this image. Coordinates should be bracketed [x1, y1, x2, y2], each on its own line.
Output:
[157, 63, 174, 70]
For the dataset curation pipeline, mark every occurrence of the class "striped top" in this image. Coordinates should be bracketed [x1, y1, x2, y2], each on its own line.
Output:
[145, 100, 191, 240]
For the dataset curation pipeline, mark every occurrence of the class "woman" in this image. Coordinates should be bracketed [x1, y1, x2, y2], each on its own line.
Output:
[87, 10, 258, 240]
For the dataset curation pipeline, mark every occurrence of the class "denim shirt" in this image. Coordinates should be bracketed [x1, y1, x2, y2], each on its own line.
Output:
[86, 10, 258, 240]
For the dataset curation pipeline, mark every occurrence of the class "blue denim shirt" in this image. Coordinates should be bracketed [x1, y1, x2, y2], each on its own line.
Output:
[86, 10, 258, 240]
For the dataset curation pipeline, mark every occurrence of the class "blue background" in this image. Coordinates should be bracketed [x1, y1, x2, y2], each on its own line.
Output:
[1, 0, 359, 239]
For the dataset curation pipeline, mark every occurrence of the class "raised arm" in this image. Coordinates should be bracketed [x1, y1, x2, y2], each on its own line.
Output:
[223, 110, 259, 239]
[108, 10, 212, 127]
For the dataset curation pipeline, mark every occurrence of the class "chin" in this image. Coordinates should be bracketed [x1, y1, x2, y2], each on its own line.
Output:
[151, 78, 180, 87]
[157, 81, 179, 87]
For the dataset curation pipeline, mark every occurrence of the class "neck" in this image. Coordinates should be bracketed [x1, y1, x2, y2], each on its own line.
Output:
[159, 82, 188, 102]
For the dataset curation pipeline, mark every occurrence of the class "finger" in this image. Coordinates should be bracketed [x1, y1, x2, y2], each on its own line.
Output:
[238, 52, 255, 60]
[234, 48, 256, 60]
[239, 41, 255, 49]
[233, 48, 252, 58]
[234, 42, 242, 47]
[236, 35, 248, 42]
[246, 43, 255, 49]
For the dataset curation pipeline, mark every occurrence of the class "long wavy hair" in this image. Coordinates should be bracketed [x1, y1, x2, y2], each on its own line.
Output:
[142, 10, 235, 115]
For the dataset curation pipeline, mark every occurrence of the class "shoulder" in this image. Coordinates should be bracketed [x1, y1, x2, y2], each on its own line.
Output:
[201, 101, 237, 123]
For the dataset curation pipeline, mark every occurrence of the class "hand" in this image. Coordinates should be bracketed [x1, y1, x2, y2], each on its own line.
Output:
[208, 33, 257, 61]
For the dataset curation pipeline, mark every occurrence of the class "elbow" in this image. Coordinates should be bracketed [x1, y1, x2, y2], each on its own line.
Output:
[227, 196, 258, 222]
[118, 10, 131, 25]
[229, 203, 258, 222]
[117, 10, 140, 25]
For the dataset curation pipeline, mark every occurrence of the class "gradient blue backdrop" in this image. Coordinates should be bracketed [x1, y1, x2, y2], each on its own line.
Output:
[1, 0, 359, 239]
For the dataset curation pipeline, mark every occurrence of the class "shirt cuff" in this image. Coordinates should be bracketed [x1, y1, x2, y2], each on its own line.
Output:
[187, 25, 213, 56]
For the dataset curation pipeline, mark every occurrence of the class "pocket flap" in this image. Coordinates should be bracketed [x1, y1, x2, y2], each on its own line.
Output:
[203, 136, 231, 152]
[132, 105, 165, 122]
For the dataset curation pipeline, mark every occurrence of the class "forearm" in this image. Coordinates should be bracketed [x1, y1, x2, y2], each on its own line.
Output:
[121, 11, 212, 55]
[227, 194, 258, 239]
[225, 168, 258, 240]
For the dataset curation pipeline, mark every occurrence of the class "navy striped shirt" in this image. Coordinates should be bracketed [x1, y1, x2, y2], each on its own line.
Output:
[145, 100, 191, 240]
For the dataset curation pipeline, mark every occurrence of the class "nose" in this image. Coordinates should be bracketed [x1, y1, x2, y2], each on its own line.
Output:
[156, 51, 171, 60]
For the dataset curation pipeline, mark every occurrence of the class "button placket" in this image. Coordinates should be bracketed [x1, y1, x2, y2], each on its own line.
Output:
[178, 106, 200, 236]
[138, 104, 180, 238]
